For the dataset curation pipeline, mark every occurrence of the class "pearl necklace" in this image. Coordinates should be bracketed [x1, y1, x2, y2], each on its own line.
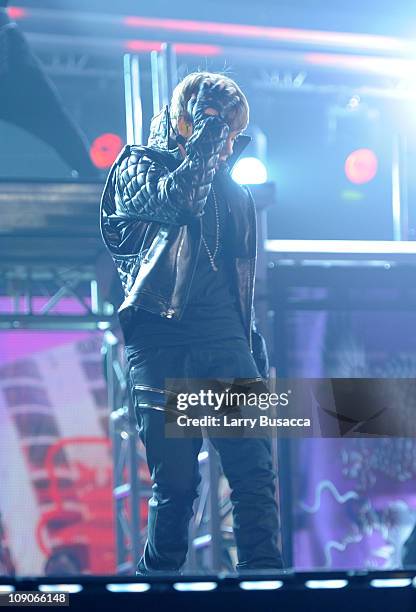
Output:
[201, 187, 220, 272]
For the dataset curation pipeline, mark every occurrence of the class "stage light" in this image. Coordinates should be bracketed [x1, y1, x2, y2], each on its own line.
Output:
[344, 148, 378, 184]
[90, 133, 123, 170]
[121, 16, 410, 56]
[305, 579, 348, 589]
[232, 157, 268, 184]
[125, 40, 162, 52]
[370, 578, 412, 588]
[265, 239, 416, 254]
[6, 6, 26, 20]
[106, 583, 150, 593]
[173, 582, 217, 592]
[347, 95, 361, 110]
[173, 43, 221, 56]
[38, 585, 83, 593]
[125, 41, 221, 56]
[239, 581, 283, 590]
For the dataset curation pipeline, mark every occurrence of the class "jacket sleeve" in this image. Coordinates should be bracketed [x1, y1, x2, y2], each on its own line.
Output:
[115, 116, 229, 226]
[251, 305, 270, 380]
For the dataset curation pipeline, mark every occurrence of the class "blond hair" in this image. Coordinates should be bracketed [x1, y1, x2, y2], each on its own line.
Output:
[170, 71, 249, 133]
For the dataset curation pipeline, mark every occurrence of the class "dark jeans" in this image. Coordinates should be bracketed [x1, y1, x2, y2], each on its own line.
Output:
[129, 338, 283, 573]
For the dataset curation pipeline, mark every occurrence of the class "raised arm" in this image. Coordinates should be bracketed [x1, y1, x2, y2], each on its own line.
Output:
[115, 114, 229, 226]
[115, 81, 237, 225]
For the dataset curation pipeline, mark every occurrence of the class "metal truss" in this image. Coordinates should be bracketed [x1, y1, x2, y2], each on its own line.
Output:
[104, 325, 236, 574]
[104, 330, 148, 575]
[34, 47, 122, 79]
[0, 264, 115, 330]
[185, 444, 236, 573]
[0, 180, 117, 330]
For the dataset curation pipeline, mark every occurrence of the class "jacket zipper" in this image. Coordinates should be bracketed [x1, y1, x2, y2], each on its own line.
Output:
[133, 384, 166, 394]
[161, 222, 201, 319]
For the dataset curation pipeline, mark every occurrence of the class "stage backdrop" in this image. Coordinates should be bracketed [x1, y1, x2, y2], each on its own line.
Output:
[291, 307, 416, 570]
[1, 303, 416, 574]
[0, 327, 116, 575]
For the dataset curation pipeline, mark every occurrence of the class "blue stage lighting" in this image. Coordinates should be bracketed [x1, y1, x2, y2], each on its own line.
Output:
[232, 157, 268, 184]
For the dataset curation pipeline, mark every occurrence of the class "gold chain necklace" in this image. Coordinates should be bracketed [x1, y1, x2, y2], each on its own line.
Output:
[201, 187, 220, 272]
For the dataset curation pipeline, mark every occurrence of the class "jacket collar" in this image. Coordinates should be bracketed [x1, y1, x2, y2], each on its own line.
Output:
[147, 105, 173, 150]
[147, 105, 251, 171]
[225, 134, 251, 172]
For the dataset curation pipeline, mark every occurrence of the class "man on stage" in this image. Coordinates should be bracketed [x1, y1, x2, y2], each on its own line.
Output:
[101, 72, 283, 574]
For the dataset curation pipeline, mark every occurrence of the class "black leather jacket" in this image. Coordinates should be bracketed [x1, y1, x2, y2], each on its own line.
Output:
[100, 106, 269, 378]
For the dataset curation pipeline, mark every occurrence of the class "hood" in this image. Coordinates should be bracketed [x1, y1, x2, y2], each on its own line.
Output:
[147, 105, 251, 170]
[147, 106, 172, 150]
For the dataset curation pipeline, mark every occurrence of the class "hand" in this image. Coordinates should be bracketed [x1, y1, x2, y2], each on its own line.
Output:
[188, 81, 235, 128]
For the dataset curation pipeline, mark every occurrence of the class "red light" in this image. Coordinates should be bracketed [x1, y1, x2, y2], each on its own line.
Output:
[90, 133, 123, 170]
[123, 15, 303, 40]
[7, 6, 26, 19]
[125, 40, 162, 52]
[125, 40, 221, 56]
[173, 43, 221, 56]
[345, 148, 378, 185]
[122, 16, 403, 53]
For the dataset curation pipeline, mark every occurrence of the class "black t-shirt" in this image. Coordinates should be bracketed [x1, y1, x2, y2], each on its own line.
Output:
[125, 180, 248, 360]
